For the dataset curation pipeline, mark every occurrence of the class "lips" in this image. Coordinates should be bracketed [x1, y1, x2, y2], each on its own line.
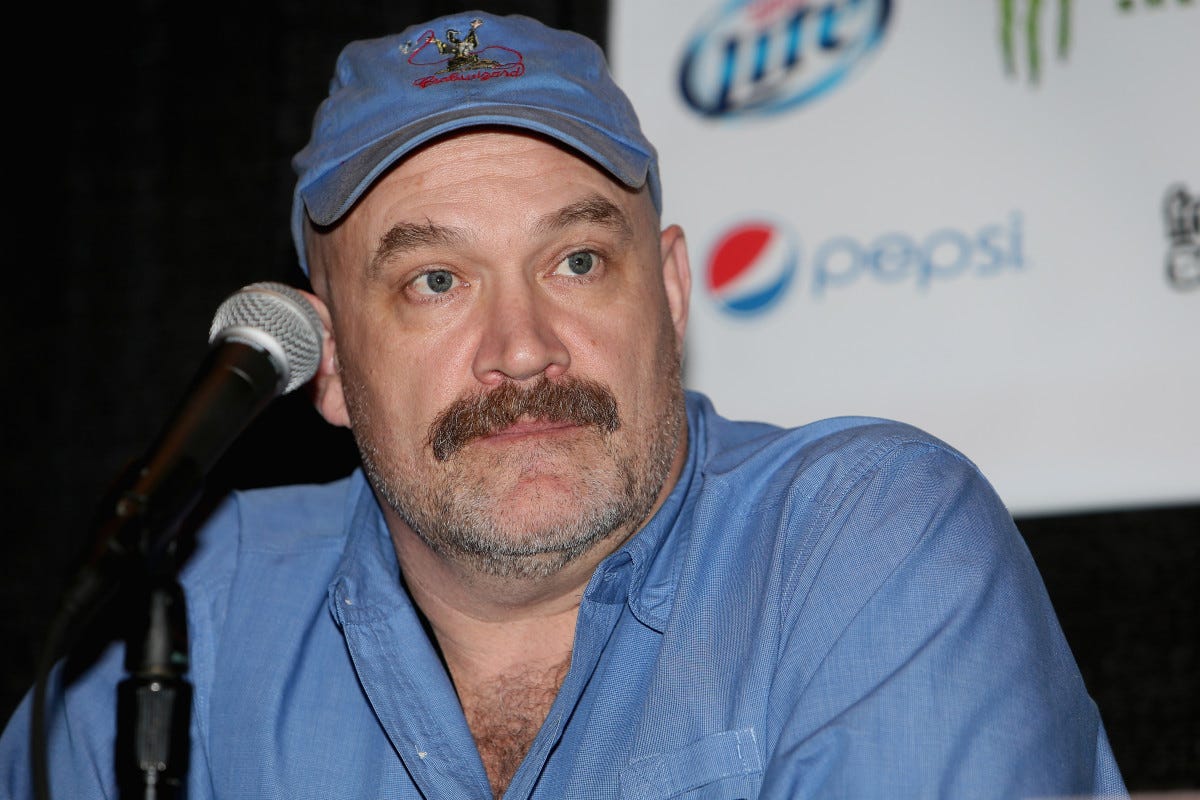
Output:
[479, 417, 581, 443]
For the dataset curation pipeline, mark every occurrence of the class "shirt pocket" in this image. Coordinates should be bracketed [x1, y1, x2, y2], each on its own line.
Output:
[619, 727, 763, 800]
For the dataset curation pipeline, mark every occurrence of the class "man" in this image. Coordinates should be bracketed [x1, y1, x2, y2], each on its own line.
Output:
[1, 11, 1126, 800]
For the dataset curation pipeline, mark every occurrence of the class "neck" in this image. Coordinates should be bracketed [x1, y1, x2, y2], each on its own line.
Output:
[391, 523, 590, 676]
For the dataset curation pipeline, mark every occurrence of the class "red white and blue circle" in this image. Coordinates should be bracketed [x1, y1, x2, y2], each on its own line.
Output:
[706, 220, 799, 315]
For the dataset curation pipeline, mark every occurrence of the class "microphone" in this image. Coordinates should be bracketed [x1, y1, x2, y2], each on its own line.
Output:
[31, 283, 323, 800]
[71, 281, 324, 607]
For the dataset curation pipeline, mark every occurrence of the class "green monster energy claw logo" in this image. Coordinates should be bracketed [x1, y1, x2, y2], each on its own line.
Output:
[999, 0, 1072, 84]
[999, 0, 1194, 84]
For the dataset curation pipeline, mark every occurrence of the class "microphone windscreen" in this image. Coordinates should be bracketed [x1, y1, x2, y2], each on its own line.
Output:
[208, 282, 323, 394]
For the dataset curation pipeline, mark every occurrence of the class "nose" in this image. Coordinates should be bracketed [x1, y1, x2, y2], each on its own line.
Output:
[471, 279, 570, 385]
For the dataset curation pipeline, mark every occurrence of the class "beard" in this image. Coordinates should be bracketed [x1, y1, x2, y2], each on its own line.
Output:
[344, 344, 686, 580]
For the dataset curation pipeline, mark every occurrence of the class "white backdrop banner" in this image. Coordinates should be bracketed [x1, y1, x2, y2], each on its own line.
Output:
[610, 0, 1199, 516]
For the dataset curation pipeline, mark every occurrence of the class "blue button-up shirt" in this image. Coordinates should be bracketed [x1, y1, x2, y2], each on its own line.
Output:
[2, 392, 1127, 798]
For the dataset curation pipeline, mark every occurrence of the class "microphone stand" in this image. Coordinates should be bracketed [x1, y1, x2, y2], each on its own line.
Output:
[116, 565, 192, 800]
[100, 454, 201, 800]
[32, 455, 203, 800]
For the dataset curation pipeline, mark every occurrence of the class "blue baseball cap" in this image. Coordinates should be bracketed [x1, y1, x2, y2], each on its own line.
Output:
[290, 11, 661, 275]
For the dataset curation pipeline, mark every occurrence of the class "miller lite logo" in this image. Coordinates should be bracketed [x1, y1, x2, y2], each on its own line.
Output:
[679, 0, 892, 118]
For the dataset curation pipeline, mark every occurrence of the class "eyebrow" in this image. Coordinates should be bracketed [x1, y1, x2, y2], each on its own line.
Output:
[370, 220, 469, 277]
[534, 194, 635, 240]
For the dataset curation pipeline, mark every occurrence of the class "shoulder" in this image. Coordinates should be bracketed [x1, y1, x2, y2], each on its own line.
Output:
[689, 391, 989, 516]
[186, 471, 360, 558]
[685, 392, 1020, 599]
[176, 471, 364, 614]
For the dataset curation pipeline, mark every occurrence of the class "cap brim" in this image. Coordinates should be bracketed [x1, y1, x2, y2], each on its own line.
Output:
[300, 104, 659, 228]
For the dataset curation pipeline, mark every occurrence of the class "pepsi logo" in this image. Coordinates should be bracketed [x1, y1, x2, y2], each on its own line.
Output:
[706, 221, 799, 315]
[705, 213, 1027, 316]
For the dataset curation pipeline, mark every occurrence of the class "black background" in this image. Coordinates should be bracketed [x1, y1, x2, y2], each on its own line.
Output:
[2, 0, 1196, 790]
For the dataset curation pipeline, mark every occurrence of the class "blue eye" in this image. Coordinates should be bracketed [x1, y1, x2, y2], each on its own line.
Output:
[416, 269, 456, 294]
[558, 251, 596, 275]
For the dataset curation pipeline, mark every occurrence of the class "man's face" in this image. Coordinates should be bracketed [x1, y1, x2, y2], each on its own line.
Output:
[309, 130, 690, 579]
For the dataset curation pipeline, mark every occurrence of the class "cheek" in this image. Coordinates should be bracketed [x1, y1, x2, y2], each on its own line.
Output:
[339, 317, 477, 440]
[573, 301, 677, 410]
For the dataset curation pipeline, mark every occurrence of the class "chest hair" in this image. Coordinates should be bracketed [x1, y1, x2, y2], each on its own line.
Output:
[456, 657, 571, 800]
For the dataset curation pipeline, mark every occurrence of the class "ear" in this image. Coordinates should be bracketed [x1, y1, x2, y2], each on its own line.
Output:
[300, 289, 351, 428]
[660, 224, 692, 348]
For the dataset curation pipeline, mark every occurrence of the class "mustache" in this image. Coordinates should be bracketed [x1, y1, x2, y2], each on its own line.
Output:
[427, 375, 620, 461]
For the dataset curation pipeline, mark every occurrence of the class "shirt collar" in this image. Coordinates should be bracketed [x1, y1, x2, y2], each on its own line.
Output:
[328, 472, 409, 623]
[585, 391, 707, 633]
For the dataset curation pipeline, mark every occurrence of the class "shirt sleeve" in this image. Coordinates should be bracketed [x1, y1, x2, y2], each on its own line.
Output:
[760, 436, 1128, 799]
[0, 644, 125, 800]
